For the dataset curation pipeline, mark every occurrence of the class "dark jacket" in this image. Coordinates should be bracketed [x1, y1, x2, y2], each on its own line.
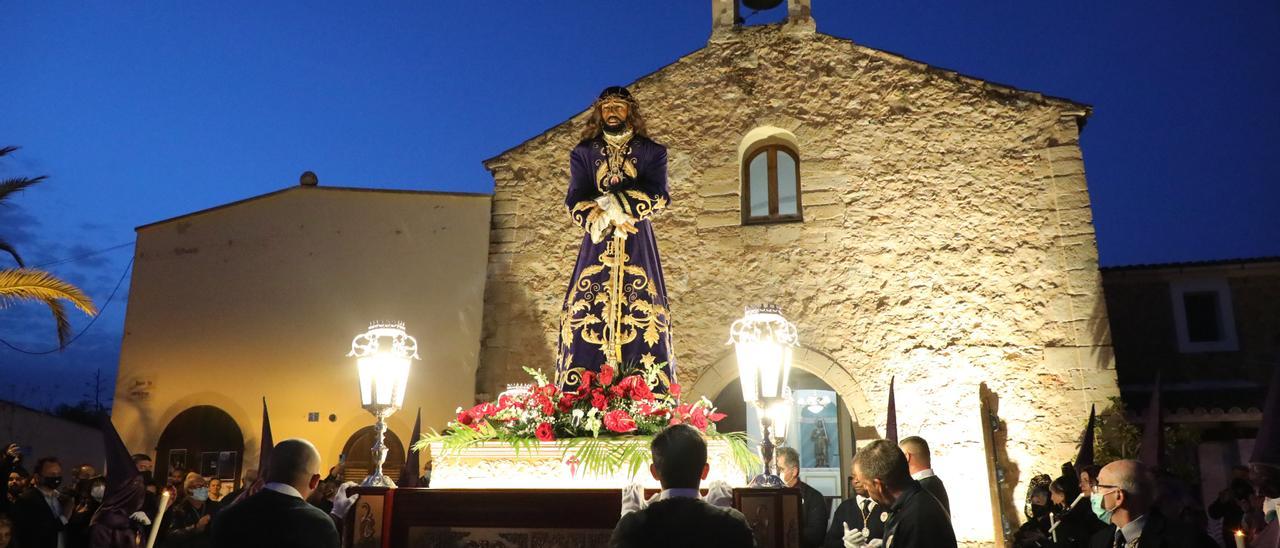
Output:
[610, 496, 756, 548]
[1086, 510, 1217, 548]
[13, 486, 69, 548]
[825, 496, 886, 548]
[163, 497, 218, 548]
[918, 473, 950, 515]
[883, 481, 957, 548]
[795, 481, 829, 548]
[211, 488, 338, 548]
[1052, 500, 1107, 548]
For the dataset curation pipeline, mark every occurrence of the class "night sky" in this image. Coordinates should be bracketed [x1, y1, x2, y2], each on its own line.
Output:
[2, 1, 1277, 410]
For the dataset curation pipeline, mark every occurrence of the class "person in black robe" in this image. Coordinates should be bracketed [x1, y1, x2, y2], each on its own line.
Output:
[845, 440, 955, 548]
[610, 424, 755, 548]
[211, 439, 338, 548]
[556, 85, 675, 392]
[824, 475, 886, 547]
[775, 447, 828, 548]
[90, 417, 147, 548]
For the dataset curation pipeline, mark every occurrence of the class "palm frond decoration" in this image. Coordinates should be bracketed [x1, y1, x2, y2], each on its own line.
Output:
[0, 268, 98, 348]
[0, 176, 47, 204]
[0, 239, 23, 267]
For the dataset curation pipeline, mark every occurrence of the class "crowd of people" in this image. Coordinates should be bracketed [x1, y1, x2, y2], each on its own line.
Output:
[0, 439, 357, 548]
[2, 421, 1278, 548]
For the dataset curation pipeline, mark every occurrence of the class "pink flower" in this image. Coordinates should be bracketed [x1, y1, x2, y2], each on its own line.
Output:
[603, 410, 637, 433]
[535, 422, 556, 442]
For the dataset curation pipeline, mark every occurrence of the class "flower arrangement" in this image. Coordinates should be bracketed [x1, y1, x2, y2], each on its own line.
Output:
[413, 362, 759, 479]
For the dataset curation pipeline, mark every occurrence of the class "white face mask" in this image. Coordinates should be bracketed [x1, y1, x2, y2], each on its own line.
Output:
[91, 484, 105, 501]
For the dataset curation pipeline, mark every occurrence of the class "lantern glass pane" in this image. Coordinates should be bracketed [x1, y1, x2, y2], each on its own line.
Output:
[735, 345, 760, 403]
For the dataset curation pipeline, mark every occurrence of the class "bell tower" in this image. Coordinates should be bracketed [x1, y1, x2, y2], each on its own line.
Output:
[711, 0, 816, 42]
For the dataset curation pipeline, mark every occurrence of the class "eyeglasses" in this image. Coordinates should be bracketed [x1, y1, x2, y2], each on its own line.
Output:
[1091, 483, 1120, 495]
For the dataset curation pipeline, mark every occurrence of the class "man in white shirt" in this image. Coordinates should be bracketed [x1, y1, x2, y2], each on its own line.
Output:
[212, 439, 342, 548]
[1086, 460, 1214, 548]
[13, 456, 71, 548]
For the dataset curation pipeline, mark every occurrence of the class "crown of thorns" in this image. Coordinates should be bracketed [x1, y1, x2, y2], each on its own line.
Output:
[595, 86, 637, 106]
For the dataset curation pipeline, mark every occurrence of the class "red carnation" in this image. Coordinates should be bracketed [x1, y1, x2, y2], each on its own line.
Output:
[610, 385, 625, 398]
[591, 391, 608, 410]
[630, 381, 654, 401]
[533, 394, 554, 416]
[689, 407, 709, 431]
[603, 409, 637, 433]
[578, 371, 596, 389]
[669, 383, 682, 398]
[535, 422, 556, 442]
[599, 364, 615, 386]
[539, 384, 558, 397]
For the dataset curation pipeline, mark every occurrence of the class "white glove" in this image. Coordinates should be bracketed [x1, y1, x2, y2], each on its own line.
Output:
[330, 481, 359, 519]
[129, 511, 152, 526]
[703, 480, 734, 508]
[842, 523, 869, 548]
[868, 540, 883, 548]
[620, 482, 647, 516]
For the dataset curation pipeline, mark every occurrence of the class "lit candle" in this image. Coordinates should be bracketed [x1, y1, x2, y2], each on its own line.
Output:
[1234, 529, 1245, 548]
[145, 489, 172, 548]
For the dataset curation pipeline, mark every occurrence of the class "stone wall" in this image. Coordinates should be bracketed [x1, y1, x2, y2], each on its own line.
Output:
[481, 24, 1117, 544]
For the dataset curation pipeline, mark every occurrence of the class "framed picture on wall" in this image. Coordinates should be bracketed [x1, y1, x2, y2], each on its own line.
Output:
[217, 451, 238, 481]
[200, 452, 219, 478]
[168, 449, 187, 473]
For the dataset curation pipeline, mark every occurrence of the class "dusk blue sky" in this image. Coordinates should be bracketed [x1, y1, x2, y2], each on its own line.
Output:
[2, 1, 1277, 409]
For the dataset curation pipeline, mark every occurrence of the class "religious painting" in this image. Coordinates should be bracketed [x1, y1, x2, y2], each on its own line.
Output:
[734, 488, 802, 548]
[794, 389, 838, 469]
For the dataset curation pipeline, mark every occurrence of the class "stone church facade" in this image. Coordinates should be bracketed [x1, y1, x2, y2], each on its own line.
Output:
[479, 1, 1117, 543]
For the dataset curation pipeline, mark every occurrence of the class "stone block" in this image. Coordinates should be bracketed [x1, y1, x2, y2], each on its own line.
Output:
[695, 210, 741, 230]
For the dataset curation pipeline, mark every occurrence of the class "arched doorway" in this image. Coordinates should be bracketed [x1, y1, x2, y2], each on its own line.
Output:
[341, 426, 405, 484]
[712, 368, 852, 504]
[156, 406, 244, 492]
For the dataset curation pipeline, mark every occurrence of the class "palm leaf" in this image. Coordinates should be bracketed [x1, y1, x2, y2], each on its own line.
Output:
[0, 146, 17, 158]
[0, 239, 23, 267]
[0, 176, 47, 205]
[0, 268, 97, 348]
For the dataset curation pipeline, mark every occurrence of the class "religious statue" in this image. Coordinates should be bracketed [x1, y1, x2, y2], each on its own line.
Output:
[811, 418, 830, 468]
[555, 86, 674, 393]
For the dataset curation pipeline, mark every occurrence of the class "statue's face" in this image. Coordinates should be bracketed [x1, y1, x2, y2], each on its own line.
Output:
[600, 100, 630, 129]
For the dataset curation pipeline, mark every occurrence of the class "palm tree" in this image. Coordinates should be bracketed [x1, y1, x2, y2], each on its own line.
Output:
[0, 146, 97, 348]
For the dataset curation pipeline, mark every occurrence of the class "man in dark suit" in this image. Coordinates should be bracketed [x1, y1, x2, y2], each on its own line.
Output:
[1086, 459, 1215, 548]
[611, 424, 755, 548]
[845, 439, 955, 548]
[12, 456, 71, 548]
[824, 474, 885, 548]
[775, 447, 828, 548]
[898, 436, 949, 515]
[212, 438, 340, 548]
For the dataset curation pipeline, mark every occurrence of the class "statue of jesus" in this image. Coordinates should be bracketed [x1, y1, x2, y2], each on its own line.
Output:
[555, 86, 674, 394]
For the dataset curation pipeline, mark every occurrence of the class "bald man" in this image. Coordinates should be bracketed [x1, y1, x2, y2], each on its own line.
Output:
[1087, 460, 1214, 548]
[212, 439, 339, 548]
[898, 436, 948, 514]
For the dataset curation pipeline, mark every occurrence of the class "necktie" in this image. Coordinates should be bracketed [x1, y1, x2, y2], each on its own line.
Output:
[861, 499, 871, 521]
[1113, 529, 1125, 548]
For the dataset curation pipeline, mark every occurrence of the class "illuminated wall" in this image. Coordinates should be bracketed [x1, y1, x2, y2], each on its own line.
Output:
[479, 23, 1118, 545]
[113, 184, 490, 478]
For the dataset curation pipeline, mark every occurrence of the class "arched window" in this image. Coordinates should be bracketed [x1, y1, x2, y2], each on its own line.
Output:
[742, 144, 803, 224]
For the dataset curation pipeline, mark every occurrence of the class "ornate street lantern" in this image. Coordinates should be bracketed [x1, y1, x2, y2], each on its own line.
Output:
[728, 305, 798, 487]
[349, 321, 419, 488]
[767, 387, 794, 445]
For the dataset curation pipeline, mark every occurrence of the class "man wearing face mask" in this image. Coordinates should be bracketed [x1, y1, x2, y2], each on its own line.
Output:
[1, 443, 24, 517]
[13, 456, 73, 548]
[165, 474, 217, 547]
[1086, 460, 1214, 548]
[846, 440, 954, 548]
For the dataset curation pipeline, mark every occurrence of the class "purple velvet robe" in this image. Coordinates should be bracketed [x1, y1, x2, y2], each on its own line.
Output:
[555, 133, 675, 392]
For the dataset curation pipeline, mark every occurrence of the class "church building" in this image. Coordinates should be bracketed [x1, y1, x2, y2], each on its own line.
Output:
[112, 1, 1119, 544]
